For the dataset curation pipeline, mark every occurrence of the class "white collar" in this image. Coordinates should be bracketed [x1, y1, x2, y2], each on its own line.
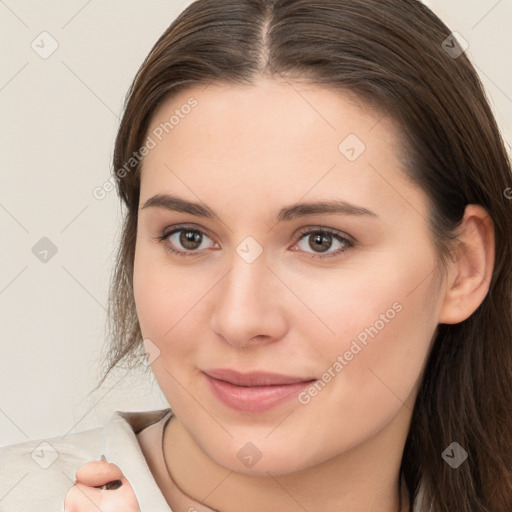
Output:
[103, 408, 173, 511]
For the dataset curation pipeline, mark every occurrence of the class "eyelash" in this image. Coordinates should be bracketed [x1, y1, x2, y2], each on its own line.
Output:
[155, 225, 355, 260]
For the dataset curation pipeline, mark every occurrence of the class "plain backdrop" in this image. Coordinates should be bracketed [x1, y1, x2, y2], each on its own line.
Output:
[1, 0, 511, 447]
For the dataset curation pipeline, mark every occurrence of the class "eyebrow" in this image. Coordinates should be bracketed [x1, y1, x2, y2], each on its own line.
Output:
[140, 193, 378, 222]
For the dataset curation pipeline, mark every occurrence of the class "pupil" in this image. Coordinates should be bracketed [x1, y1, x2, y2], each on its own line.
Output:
[310, 233, 332, 253]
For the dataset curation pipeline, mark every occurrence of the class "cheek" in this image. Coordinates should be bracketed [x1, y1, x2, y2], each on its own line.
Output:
[133, 240, 184, 335]
[296, 251, 439, 426]
[133, 249, 165, 339]
[307, 300, 434, 444]
[133, 244, 215, 358]
[133, 251, 202, 410]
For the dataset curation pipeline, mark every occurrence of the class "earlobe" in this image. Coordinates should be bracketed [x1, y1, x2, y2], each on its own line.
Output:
[438, 204, 495, 325]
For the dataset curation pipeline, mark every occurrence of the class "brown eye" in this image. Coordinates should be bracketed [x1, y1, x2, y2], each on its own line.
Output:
[161, 227, 216, 255]
[179, 229, 203, 250]
[308, 232, 333, 253]
[295, 229, 354, 258]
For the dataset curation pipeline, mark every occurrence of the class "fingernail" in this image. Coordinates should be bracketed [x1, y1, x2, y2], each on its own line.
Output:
[105, 479, 122, 490]
[95, 479, 123, 491]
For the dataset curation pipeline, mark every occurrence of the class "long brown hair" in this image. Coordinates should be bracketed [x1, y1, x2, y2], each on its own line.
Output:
[100, 1, 512, 510]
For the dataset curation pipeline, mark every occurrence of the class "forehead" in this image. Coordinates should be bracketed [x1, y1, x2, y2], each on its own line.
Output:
[145, 78, 397, 161]
[139, 78, 424, 220]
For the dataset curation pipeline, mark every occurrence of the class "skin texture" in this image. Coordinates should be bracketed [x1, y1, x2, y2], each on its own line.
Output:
[130, 78, 494, 512]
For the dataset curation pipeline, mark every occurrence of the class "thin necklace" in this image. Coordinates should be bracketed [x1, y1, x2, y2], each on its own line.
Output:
[161, 414, 221, 512]
[161, 415, 408, 512]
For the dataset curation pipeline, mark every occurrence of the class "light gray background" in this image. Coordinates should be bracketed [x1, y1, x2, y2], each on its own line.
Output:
[1, 0, 511, 447]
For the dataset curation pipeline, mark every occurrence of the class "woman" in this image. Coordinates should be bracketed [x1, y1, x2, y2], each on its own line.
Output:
[1, 1, 511, 511]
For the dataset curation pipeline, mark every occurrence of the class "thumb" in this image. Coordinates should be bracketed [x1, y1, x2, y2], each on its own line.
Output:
[74, 458, 125, 488]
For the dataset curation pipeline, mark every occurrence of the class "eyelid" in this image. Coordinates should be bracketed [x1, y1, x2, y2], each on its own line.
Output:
[294, 226, 355, 244]
[157, 223, 215, 242]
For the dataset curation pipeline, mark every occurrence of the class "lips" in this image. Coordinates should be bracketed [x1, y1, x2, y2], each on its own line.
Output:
[202, 368, 316, 413]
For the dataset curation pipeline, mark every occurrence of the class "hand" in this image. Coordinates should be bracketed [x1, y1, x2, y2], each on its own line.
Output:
[64, 457, 141, 512]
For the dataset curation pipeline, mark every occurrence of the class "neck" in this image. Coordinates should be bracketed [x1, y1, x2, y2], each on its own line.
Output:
[160, 408, 411, 512]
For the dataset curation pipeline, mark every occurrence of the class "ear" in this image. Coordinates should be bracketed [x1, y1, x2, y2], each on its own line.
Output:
[438, 204, 495, 324]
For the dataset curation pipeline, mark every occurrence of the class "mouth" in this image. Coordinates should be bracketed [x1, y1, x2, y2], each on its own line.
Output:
[202, 368, 316, 413]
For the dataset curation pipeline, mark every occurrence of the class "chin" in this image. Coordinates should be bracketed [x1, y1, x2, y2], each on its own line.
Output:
[203, 434, 329, 477]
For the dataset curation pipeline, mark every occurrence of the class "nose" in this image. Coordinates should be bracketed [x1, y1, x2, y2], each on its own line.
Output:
[210, 247, 288, 348]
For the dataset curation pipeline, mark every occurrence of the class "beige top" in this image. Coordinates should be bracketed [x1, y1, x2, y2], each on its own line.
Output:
[0, 408, 426, 511]
[0, 408, 174, 512]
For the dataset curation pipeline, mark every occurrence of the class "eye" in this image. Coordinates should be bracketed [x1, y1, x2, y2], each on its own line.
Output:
[293, 228, 354, 258]
[157, 226, 216, 256]
[156, 225, 354, 259]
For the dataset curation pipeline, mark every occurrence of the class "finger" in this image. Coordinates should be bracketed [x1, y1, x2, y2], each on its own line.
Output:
[100, 485, 141, 512]
[64, 483, 103, 512]
[75, 460, 125, 487]
[65, 482, 141, 512]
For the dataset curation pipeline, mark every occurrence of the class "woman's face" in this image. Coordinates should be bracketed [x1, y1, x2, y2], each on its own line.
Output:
[133, 78, 447, 475]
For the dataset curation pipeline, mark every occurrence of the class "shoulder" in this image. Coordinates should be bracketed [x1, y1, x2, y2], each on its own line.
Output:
[0, 423, 104, 512]
[0, 408, 172, 512]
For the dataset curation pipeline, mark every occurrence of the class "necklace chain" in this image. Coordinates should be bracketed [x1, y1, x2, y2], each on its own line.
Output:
[161, 414, 411, 512]
[161, 414, 221, 512]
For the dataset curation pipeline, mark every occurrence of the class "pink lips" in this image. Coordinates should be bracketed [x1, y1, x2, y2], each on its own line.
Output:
[203, 368, 315, 413]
